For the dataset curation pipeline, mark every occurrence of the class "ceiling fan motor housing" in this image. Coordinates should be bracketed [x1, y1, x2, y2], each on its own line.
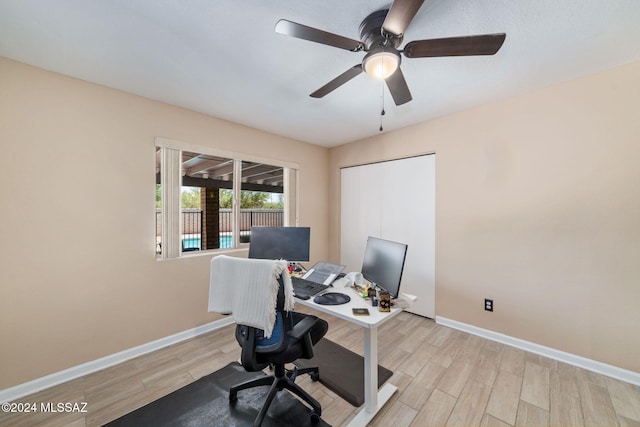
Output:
[359, 9, 403, 51]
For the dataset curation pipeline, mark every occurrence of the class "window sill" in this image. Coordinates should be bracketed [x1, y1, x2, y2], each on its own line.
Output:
[155, 246, 248, 261]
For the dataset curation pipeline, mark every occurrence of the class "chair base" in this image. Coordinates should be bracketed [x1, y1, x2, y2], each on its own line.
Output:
[229, 364, 321, 427]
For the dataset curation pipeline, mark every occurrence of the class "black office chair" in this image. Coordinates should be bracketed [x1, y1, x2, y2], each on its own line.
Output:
[229, 275, 328, 426]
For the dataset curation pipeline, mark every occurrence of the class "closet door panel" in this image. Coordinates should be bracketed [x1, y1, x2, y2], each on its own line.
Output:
[340, 166, 361, 273]
[340, 165, 381, 273]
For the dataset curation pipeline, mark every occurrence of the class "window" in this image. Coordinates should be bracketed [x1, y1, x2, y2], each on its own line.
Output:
[155, 138, 298, 259]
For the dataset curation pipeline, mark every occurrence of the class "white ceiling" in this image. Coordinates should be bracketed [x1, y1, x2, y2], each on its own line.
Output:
[2, 1, 639, 147]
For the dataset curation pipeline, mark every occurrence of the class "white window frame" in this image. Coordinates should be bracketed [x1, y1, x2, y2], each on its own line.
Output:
[155, 137, 299, 259]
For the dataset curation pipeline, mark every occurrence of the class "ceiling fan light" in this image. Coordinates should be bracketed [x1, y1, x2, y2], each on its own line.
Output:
[363, 49, 400, 80]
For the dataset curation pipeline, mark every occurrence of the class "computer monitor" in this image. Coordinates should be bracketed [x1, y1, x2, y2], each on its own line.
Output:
[361, 236, 408, 299]
[248, 226, 311, 262]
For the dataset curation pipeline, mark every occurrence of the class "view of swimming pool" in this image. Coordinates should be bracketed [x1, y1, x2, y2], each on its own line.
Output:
[182, 234, 239, 250]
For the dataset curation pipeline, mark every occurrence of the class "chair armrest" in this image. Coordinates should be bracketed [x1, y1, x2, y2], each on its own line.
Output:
[287, 315, 317, 341]
[236, 325, 270, 372]
[287, 314, 318, 359]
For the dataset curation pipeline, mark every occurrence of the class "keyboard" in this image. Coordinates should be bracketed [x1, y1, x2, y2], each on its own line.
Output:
[291, 276, 329, 298]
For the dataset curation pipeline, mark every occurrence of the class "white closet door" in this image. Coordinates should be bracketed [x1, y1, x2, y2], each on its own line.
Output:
[340, 155, 435, 318]
[341, 162, 381, 274]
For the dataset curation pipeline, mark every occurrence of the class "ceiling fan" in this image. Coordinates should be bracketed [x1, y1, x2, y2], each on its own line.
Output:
[275, 0, 506, 106]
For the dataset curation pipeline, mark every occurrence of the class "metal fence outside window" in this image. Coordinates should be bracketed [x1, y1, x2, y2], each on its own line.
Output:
[156, 209, 283, 253]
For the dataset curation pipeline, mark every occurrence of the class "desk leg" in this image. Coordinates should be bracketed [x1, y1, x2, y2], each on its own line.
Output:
[363, 326, 378, 413]
[346, 326, 398, 427]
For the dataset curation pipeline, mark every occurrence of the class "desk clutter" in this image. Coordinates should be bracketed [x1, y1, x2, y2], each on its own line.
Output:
[352, 283, 391, 312]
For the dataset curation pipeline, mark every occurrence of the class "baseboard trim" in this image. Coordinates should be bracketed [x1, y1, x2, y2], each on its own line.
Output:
[0, 317, 235, 403]
[436, 316, 640, 387]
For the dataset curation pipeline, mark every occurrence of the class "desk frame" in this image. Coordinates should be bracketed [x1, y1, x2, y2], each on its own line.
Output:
[295, 287, 402, 426]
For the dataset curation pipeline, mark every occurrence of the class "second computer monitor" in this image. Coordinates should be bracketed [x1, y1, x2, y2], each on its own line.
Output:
[361, 236, 408, 299]
[248, 226, 310, 262]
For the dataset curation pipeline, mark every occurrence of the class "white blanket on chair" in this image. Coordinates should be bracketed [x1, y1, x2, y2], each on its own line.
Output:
[208, 255, 294, 338]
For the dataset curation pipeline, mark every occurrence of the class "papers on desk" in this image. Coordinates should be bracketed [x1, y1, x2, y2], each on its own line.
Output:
[302, 261, 345, 285]
[393, 293, 417, 309]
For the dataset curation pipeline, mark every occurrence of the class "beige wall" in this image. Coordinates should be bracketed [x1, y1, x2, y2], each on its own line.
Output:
[0, 57, 329, 389]
[329, 60, 640, 373]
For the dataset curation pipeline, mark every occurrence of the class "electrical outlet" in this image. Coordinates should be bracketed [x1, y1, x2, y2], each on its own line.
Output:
[484, 298, 493, 312]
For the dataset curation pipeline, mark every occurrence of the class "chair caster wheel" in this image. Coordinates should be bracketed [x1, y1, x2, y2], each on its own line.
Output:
[310, 372, 320, 382]
[310, 412, 320, 424]
[229, 392, 237, 403]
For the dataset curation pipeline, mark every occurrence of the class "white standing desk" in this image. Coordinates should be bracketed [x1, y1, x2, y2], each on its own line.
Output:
[295, 287, 403, 427]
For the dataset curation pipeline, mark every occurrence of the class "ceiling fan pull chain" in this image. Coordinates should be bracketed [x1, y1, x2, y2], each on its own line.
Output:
[380, 80, 385, 131]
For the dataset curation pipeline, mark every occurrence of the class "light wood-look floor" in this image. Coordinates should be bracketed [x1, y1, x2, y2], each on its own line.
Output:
[2, 307, 639, 427]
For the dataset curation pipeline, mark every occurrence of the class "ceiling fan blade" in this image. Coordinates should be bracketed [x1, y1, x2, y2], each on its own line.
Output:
[385, 67, 412, 106]
[382, 0, 425, 37]
[403, 33, 506, 58]
[310, 65, 363, 98]
[275, 19, 364, 51]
